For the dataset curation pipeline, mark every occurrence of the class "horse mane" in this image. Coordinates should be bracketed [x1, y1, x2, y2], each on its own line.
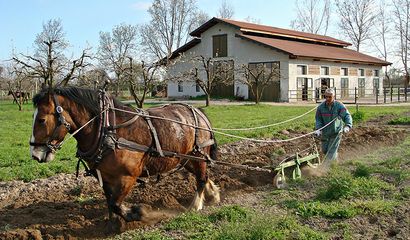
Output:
[33, 87, 129, 116]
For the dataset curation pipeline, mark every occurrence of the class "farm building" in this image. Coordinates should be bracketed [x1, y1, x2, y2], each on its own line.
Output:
[166, 17, 390, 102]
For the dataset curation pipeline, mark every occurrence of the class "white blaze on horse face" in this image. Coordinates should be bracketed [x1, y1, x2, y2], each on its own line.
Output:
[30, 108, 38, 157]
[30, 108, 51, 162]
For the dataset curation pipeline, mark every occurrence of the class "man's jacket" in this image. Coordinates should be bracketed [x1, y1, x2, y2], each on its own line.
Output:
[315, 100, 353, 138]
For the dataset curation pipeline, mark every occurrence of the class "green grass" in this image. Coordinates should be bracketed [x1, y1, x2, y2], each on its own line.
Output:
[389, 116, 410, 125]
[0, 100, 409, 182]
[276, 136, 410, 222]
[113, 206, 327, 240]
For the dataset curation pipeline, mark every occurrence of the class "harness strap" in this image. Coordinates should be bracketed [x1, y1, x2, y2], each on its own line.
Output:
[108, 114, 140, 130]
[116, 137, 212, 164]
[142, 111, 165, 157]
[186, 104, 200, 148]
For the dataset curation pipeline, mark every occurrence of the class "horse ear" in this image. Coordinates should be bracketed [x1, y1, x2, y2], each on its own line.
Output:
[40, 83, 48, 91]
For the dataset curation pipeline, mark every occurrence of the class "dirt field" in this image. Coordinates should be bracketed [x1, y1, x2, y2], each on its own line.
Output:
[0, 117, 409, 239]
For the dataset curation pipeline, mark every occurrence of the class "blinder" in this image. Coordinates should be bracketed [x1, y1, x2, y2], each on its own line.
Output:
[29, 93, 71, 153]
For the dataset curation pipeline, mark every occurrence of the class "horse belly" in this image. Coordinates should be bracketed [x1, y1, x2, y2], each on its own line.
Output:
[143, 156, 181, 175]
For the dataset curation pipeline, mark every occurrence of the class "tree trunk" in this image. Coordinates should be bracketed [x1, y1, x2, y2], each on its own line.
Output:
[206, 94, 210, 107]
[255, 87, 260, 104]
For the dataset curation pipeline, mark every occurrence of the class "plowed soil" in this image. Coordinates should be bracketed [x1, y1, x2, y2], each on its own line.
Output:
[0, 119, 408, 239]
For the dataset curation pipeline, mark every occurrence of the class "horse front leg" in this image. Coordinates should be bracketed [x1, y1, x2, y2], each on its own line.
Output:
[103, 175, 146, 222]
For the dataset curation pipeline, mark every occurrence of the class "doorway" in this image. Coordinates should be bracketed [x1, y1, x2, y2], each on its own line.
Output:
[358, 78, 365, 97]
[341, 78, 349, 98]
[297, 77, 312, 101]
[316, 78, 334, 99]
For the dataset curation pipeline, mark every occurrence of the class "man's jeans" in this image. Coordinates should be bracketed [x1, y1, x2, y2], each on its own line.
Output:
[321, 133, 342, 163]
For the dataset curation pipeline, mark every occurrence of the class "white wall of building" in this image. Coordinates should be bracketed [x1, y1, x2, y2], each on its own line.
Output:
[167, 22, 290, 101]
[167, 22, 384, 102]
[288, 59, 383, 102]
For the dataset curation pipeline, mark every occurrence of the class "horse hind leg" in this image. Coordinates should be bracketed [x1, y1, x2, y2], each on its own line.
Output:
[189, 177, 220, 210]
[189, 177, 206, 211]
[185, 161, 220, 210]
[204, 179, 220, 204]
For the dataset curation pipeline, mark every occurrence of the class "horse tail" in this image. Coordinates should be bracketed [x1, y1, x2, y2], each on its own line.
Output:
[194, 106, 218, 161]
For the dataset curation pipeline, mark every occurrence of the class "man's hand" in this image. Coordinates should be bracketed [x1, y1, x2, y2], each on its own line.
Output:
[343, 126, 350, 133]
[314, 130, 322, 137]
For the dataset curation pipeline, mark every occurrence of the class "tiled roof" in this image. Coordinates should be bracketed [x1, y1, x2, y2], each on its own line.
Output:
[237, 34, 390, 65]
[191, 17, 351, 47]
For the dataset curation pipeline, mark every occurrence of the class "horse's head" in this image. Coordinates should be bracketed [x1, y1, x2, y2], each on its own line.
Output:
[30, 90, 72, 163]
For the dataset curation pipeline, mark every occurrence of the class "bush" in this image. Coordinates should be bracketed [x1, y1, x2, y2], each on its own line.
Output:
[317, 173, 393, 201]
[388, 117, 410, 125]
[352, 110, 365, 122]
[209, 205, 249, 223]
[353, 164, 371, 178]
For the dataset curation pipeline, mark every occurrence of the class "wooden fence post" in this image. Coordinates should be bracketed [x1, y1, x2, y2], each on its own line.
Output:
[390, 87, 393, 102]
[384, 87, 386, 103]
[376, 88, 379, 104]
[354, 87, 357, 104]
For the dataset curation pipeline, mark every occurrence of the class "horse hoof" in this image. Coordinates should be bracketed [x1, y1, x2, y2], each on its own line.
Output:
[124, 205, 147, 222]
[104, 217, 121, 234]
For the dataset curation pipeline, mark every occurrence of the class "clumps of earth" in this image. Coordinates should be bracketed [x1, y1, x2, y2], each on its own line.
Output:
[0, 123, 408, 239]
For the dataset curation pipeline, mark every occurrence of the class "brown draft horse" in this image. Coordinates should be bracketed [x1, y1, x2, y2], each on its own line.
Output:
[29, 87, 220, 221]
[8, 90, 30, 104]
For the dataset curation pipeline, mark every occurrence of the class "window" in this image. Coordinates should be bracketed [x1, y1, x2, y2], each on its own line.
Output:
[195, 84, 201, 92]
[341, 78, 349, 98]
[374, 69, 379, 77]
[178, 82, 183, 92]
[213, 34, 227, 58]
[320, 66, 329, 75]
[211, 60, 234, 82]
[341, 67, 348, 76]
[359, 68, 365, 76]
[341, 78, 349, 88]
[248, 61, 280, 82]
[297, 65, 307, 75]
[373, 78, 380, 88]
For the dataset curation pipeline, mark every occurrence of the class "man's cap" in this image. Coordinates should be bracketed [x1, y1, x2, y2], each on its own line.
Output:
[324, 88, 335, 96]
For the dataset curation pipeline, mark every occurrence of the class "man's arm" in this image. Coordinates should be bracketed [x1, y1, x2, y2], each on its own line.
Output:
[338, 103, 353, 128]
[315, 106, 324, 130]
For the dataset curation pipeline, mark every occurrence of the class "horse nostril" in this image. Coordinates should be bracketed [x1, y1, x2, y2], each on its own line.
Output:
[32, 155, 43, 163]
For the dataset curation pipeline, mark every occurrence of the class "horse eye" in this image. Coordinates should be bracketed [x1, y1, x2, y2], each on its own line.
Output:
[37, 118, 46, 124]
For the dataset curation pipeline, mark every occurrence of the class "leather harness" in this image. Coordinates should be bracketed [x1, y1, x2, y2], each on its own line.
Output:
[75, 91, 215, 178]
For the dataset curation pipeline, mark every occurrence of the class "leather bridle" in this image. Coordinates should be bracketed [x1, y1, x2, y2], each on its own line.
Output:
[29, 94, 71, 153]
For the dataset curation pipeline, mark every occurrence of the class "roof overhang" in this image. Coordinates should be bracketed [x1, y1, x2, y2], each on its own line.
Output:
[240, 28, 349, 47]
[236, 34, 391, 66]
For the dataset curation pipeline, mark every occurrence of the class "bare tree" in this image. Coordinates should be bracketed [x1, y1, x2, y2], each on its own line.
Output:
[371, 0, 392, 86]
[12, 19, 91, 87]
[98, 23, 139, 95]
[217, 0, 234, 19]
[1, 64, 33, 110]
[335, 0, 377, 51]
[77, 68, 110, 89]
[290, 0, 331, 35]
[140, 0, 201, 62]
[239, 62, 280, 104]
[393, 0, 410, 88]
[190, 56, 234, 106]
[125, 58, 161, 108]
[244, 16, 261, 24]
